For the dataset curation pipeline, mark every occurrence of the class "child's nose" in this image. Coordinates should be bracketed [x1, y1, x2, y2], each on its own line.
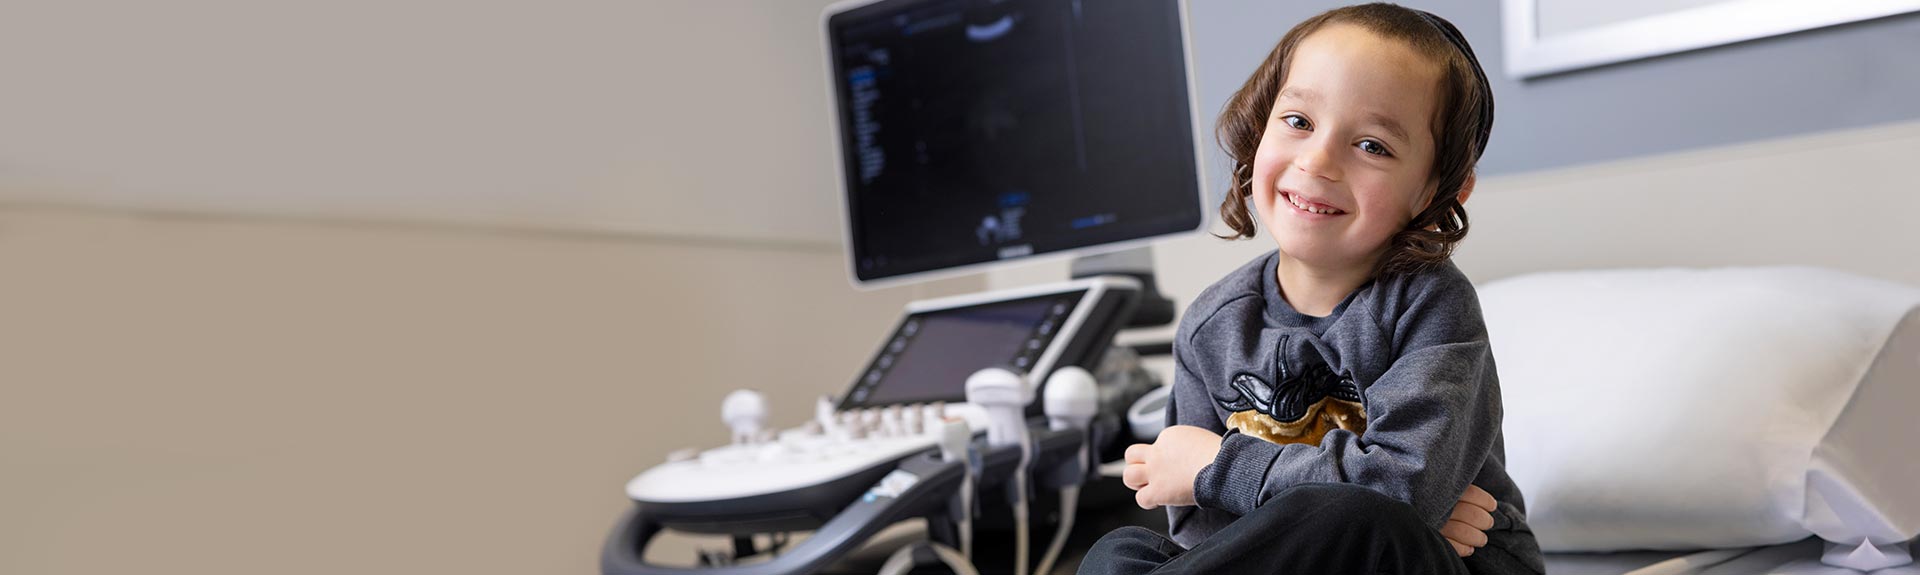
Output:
[1292, 135, 1344, 182]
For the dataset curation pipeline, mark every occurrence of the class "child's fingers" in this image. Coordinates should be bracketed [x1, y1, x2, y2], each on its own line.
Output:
[1453, 508, 1495, 533]
[1451, 501, 1495, 531]
[1441, 519, 1489, 548]
[1458, 483, 1498, 514]
[1448, 538, 1474, 557]
[1121, 463, 1149, 491]
[1124, 443, 1150, 464]
[1134, 486, 1160, 510]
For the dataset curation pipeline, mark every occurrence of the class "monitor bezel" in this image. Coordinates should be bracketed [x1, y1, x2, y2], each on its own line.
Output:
[820, 0, 1210, 289]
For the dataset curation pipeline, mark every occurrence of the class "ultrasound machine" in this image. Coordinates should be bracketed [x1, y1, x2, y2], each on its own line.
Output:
[601, 1, 1205, 573]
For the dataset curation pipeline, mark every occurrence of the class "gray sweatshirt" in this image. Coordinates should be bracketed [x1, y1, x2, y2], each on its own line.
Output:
[1166, 251, 1544, 575]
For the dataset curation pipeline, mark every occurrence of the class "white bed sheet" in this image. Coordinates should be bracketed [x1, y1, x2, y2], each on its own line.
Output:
[1545, 538, 1920, 575]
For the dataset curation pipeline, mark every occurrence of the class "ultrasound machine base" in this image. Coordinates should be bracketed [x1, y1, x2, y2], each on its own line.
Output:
[602, 277, 1140, 574]
[604, 428, 1091, 575]
[604, 451, 968, 575]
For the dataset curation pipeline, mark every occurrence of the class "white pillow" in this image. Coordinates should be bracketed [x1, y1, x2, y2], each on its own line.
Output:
[1480, 267, 1920, 555]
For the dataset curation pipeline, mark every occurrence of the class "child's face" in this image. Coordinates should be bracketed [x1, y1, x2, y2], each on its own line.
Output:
[1251, 24, 1445, 271]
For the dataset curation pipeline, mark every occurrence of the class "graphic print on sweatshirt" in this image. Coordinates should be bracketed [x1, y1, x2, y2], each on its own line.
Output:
[1211, 334, 1368, 445]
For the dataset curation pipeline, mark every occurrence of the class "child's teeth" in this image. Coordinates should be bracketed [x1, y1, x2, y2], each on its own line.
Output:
[1289, 193, 1337, 215]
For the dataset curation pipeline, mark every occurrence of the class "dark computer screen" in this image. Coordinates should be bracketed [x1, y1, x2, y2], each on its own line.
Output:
[827, 0, 1203, 284]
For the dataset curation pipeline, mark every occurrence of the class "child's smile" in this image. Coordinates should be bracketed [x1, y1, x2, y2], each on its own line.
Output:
[1278, 189, 1348, 218]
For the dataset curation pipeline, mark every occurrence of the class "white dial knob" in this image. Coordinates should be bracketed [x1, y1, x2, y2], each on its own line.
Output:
[881, 405, 903, 437]
[721, 389, 768, 445]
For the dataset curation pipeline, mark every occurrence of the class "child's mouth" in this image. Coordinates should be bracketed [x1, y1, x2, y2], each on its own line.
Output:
[1281, 191, 1347, 217]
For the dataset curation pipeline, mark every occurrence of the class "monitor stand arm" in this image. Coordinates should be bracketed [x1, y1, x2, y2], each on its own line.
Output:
[1070, 247, 1174, 328]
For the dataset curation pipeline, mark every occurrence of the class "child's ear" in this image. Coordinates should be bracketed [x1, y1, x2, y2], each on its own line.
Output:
[1455, 172, 1476, 206]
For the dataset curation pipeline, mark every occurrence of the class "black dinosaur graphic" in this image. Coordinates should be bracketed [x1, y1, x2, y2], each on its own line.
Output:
[1212, 335, 1366, 444]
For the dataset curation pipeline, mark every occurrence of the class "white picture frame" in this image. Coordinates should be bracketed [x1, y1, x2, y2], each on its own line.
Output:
[1502, 0, 1920, 79]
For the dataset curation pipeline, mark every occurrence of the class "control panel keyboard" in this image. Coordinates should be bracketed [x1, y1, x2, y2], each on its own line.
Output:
[626, 403, 978, 505]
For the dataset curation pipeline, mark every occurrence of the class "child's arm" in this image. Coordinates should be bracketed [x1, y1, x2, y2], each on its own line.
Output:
[1124, 356, 1229, 511]
[1136, 357, 1228, 553]
[1185, 280, 1501, 530]
[1142, 356, 1236, 548]
[1127, 421, 1500, 555]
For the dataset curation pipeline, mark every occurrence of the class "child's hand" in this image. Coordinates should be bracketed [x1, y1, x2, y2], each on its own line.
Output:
[1442, 483, 1498, 557]
[1120, 425, 1223, 509]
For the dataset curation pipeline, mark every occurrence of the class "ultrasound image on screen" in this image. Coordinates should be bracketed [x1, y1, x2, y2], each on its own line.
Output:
[828, 0, 1202, 282]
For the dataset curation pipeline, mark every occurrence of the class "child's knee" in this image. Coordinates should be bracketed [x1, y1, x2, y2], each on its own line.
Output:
[1081, 526, 1183, 575]
[1272, 482, 1390, 507]
[1088, 525, 1177, 555]
[1268, 483, 1423, 533]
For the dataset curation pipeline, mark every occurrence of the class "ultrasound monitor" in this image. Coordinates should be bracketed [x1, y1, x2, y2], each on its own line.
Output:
[824, 0, 1207, 285]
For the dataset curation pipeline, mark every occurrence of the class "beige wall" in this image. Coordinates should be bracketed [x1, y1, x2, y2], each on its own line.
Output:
[0, 0, 850, 246]
[0, 205, 979, 574]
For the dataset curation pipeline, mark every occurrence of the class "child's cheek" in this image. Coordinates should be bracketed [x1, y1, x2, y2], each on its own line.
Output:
[1250, 140, 1289, 207]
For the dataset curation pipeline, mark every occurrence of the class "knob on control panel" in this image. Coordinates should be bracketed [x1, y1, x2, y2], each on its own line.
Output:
[722, 389, 768, 445]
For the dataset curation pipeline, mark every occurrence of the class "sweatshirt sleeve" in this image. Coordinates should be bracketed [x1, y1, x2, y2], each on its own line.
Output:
[1162, 352, 1239, 549]
[1190, 277, 1503, 530]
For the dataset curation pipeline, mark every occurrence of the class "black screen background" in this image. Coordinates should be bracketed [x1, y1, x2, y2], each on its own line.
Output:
[830, 0, 1202, 282]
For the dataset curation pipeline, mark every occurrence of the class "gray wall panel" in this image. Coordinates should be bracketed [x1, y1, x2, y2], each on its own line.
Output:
[1186, 0, 1920, 179]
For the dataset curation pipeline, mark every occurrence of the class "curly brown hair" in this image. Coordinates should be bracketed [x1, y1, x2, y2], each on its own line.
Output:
[1215, 3, 1494, 277]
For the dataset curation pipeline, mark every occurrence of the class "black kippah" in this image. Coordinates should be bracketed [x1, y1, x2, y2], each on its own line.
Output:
[1411, 9, 1494, 160]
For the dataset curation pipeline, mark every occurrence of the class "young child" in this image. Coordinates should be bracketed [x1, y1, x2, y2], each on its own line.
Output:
[1084, 4, 1543, 574]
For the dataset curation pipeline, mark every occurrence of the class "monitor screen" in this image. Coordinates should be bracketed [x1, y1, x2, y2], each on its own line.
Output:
[841, 290, 1083, 409]
[826, 0, 1204, 284]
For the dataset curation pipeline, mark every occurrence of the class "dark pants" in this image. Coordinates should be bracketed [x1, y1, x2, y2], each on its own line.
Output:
[1078, 483, 1469, 575]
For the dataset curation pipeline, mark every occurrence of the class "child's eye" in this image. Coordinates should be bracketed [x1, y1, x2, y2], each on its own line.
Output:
[1279, 114, 1311, 131]
[1357, 139, 1392, 157]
